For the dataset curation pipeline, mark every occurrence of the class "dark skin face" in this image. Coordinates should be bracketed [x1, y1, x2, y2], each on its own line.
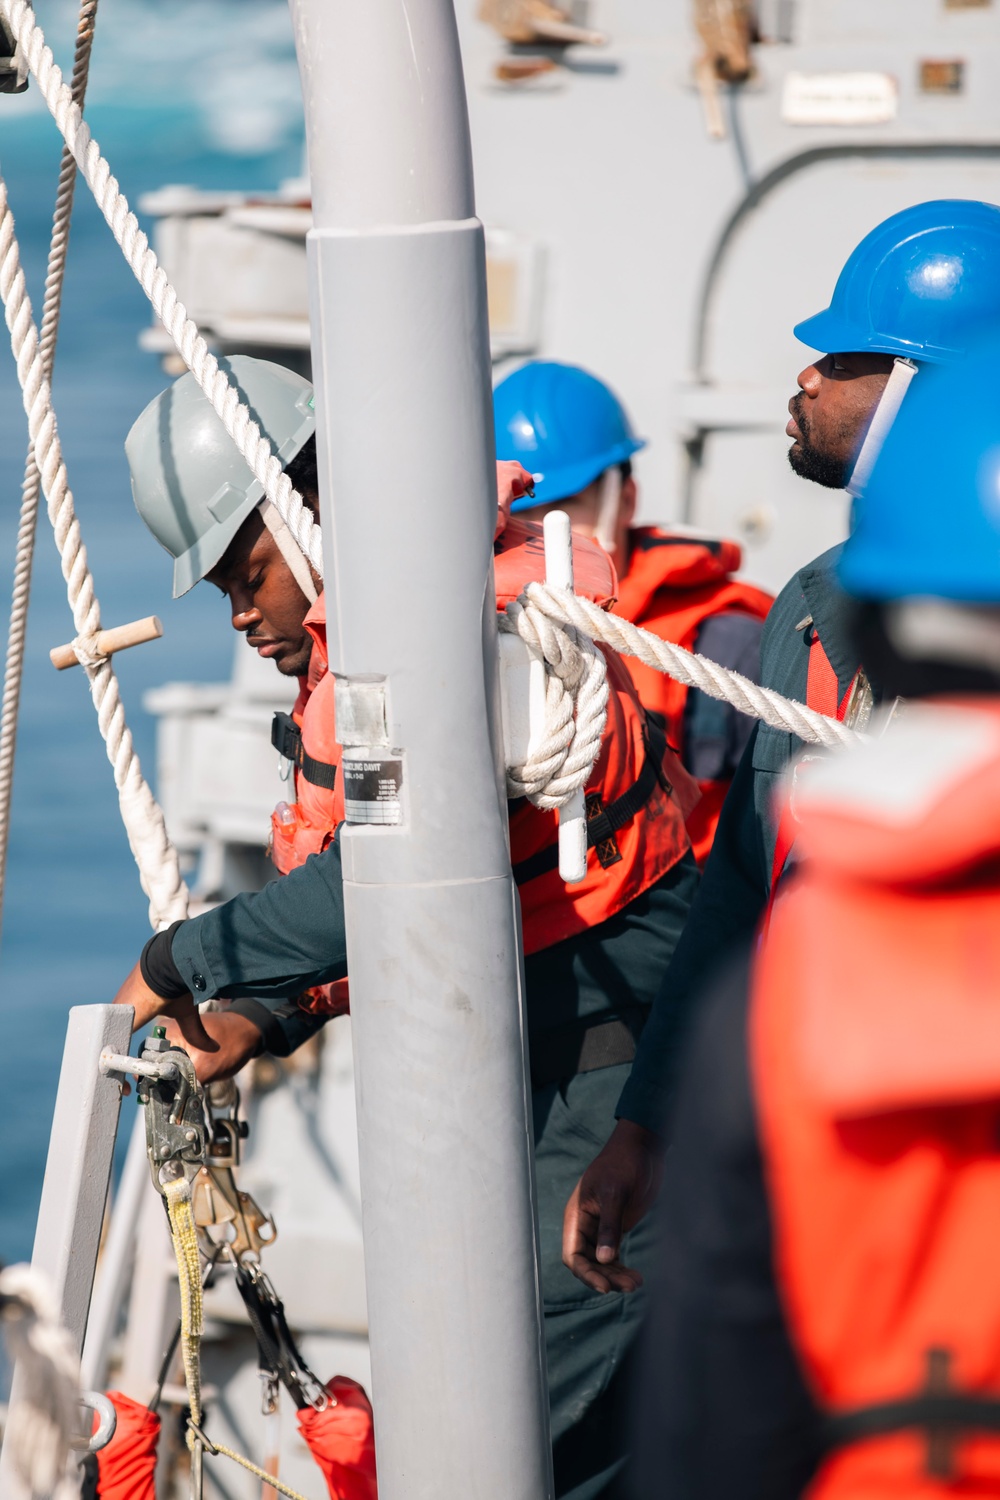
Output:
[206, 498, 320, 677]
[786, 351, 896, 488]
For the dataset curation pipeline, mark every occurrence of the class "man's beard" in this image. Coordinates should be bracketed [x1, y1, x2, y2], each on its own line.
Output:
[786, 395, 852, 490]
[275, 638, 313, 677]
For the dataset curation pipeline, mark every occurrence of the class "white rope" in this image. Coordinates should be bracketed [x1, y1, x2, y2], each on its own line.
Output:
[0, 1264, 82, 1500]
[0, 0, 99, 935]
[499, 607, 609, 808]
[0, 0, 324, 578]
[0, 171, 188, 928]
[507, 583, 860, 771]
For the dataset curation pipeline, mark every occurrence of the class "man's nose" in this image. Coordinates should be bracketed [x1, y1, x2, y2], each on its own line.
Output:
[796, 363, 822, 397]
[231, 602, 261, 633]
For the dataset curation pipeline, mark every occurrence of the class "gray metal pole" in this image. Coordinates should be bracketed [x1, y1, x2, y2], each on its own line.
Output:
[286, 4, 552, 1499]
[0, 1003, 133, 1499]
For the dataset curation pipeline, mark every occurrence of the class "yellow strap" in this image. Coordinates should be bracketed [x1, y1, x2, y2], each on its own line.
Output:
[163, 1174, 204, 1430]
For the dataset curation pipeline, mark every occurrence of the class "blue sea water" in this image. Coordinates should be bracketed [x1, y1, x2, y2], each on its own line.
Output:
[0, 0, 305, 1264]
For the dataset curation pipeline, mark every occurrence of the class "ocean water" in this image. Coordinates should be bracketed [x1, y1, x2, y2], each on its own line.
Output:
[0, 0, 305, 1264]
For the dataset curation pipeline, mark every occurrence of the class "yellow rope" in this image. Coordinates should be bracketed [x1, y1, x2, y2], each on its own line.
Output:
[206, 1438, 318, 1500]
[166, 1174, 318, 1499]
[163, 1174, 203, 1431]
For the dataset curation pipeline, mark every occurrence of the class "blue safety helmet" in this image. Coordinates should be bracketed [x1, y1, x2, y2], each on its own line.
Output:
[839, 344, 1000, 602]
[795, 200, 1000, 364]
[493, 361, 646, 510]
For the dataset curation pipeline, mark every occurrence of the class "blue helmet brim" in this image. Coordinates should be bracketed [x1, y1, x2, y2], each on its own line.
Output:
[794, 308, 950, 363]
[508, 436, 646, 512]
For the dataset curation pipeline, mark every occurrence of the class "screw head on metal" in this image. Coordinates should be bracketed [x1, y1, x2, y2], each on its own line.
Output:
[184, 1128, 197, 1142]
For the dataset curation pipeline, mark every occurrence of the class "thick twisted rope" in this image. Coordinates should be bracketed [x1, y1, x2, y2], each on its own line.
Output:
[0, 0, 323, 578]
[0, 1264, 82, 1500]
[0, 171, 188, 926]
[510, 583, 862, 753]
[499, 606, 609, 807]
[0, 0, 99, 937]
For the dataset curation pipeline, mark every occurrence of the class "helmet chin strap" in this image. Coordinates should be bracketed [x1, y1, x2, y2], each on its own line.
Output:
[594, 466, 623, 555]
[846, 357, 919, 498]
[258, 498, 319, 605]
[886, 598, 1000, 673]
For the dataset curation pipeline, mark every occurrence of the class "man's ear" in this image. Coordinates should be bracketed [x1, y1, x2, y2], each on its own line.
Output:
[620, 475, 638, 529]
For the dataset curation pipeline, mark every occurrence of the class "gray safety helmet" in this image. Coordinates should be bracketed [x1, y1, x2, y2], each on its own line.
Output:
[126, 355, 316, 597]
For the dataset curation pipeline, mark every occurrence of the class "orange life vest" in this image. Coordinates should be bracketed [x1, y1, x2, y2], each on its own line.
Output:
[751, 699, 1000, 1499]
[613, 528, 772, 864]
[270, 518, 697, 1007]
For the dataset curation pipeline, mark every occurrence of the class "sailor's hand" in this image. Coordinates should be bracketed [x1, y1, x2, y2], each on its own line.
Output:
[113, 961, 212, 1041]
[562, 1118, 665, 1294]
[161, 1011, 264, 1084]
[495, 460, 534, 539]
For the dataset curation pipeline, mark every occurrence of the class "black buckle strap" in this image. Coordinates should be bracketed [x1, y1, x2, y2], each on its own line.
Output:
[511, 715, 672, 888]
[271, 711, 338, 792]
[233, 1260, 327, 1411]
[529, 1010, 648, 1090]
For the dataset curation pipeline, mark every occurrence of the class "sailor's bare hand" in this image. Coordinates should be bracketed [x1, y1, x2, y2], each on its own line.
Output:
[562, 1118, 665, 1294]
[161, 1011, 264, 1084]
[495, 460, 534, 539]
[113, 961, 214, 1052]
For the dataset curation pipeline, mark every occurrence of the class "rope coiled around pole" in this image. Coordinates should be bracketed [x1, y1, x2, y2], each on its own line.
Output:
[0, 0, 99, 939]
[0, 0, 324, 580]
[501, 582, 860, 817]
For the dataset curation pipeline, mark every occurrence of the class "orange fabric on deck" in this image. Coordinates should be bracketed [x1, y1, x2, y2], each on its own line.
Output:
[298, 1376, 378, 1500]
[94, 1391, 160, 1500]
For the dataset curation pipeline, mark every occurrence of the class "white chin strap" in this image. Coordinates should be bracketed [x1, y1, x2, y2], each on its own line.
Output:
[886, 599, 1000, 674]
[594, 466, 623, 555]
[846, 356, 920, 498]
[258, 498, 319, 605]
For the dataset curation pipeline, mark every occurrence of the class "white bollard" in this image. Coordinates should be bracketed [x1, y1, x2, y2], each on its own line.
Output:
[544, 512, 588, 884]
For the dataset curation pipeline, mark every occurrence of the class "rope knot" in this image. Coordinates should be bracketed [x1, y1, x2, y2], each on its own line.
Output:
[500, 589, 609, 812]
[70, 630, 106, 670]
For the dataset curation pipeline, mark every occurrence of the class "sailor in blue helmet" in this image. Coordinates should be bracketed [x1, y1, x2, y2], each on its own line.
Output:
[494, 362, 773, 866]
[634, 340, 1000, 1500]
[562, 199, 1000, 1297]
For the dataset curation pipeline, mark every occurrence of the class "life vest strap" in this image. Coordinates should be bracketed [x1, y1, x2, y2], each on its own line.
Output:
[824, 1392, 1000, 1446]
[271, 711, 338, 792]
[822, 1349, 1000, 1479]
[511, 717, 672, 888]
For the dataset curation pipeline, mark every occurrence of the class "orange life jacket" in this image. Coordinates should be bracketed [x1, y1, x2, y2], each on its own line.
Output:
[613, 528, 772, 864]
[751, 699, 1000, 1499]
[270, 518, 697, 1009]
